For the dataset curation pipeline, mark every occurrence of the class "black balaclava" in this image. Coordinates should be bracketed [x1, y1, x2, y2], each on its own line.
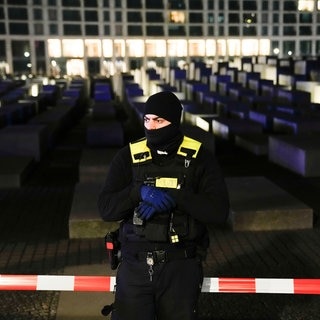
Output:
[144, 91, 183, 155]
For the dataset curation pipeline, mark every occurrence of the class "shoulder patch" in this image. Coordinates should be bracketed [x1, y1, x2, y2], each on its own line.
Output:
[177, 136, 202, 158]
[129, 138, 152, 163]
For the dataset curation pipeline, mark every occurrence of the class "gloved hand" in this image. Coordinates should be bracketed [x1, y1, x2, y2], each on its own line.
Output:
[135, 202, 157, 220]
[140, 185, 175, 212]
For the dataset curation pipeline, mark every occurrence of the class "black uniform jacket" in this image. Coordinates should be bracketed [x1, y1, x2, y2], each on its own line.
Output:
[98, 141, 230, 227]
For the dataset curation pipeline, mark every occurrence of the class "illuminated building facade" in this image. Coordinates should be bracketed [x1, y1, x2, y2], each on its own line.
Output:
[0, 0, 319, 77]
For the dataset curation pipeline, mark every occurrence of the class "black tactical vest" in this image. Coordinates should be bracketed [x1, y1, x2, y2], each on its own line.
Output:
[122, 135, 206, 243]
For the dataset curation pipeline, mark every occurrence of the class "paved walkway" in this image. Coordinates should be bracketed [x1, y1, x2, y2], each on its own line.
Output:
[0, 114, 320, 319]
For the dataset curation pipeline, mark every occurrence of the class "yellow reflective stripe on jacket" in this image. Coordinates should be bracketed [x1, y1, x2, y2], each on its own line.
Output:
[177, 136, 202, 158]
[129, 135, 201, 164]
[129, 138, 152, 164]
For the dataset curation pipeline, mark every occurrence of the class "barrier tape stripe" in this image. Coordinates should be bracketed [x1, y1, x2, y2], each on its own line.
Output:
[0, 275, 320, 294]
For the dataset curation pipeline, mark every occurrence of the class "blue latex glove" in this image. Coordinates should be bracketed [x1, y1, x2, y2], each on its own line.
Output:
[140, 185, 175, 212]
[136, 202, 157, 220]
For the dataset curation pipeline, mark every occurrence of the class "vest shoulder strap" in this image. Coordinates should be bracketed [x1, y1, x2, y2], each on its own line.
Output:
[129, 138, 152, 164]
[177, 136, 202, 159]
[129, 135, 201, 164]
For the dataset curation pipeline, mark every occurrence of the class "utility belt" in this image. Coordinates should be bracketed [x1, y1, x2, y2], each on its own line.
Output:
[136, 247, 196, 265]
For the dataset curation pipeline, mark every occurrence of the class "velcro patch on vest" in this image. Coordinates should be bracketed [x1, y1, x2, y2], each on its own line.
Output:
[155, 177, 178, 189]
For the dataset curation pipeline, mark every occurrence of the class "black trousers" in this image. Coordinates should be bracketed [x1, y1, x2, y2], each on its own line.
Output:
[111, 256, 203, 320]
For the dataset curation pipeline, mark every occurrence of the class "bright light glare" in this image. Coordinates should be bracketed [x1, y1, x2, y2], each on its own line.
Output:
[216, 40, 227, 56]
[189, 40, 205, 56]
[103, 40, 113, 57]
[228, 39, 241, 56]
[168, 40, 187, 57]
[48, 39, 61, 57]
[242, 39, 259, 56]
[206, 40, 216, 56]
[298, 0, 314, 11]
[145, 40, 166, 57]
[66, 59, 85, 77]
[62, 39, 84, 57]
[85, 39, 101, 57]
[259, 39, 271, 55]
[127, 40, 144, 57]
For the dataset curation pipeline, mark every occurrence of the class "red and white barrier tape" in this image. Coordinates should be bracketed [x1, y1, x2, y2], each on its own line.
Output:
[1, 275, 320, 294]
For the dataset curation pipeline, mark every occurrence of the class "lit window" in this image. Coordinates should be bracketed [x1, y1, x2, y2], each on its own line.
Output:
[298, 0, 314, 11]
[114, 40, 125, 57]
[145, 40, 166, 57]
[227, 39, 241, 56]
[85, 40, 101, 57]
[168, 39, 187, 57]
[259, 39, 270, 55]
[169, 11, 185, 23]
[48, 39, 61, 57]
[62, 39, 84, 57]
[242, 39, 259, 56]
[189, 40, 205, 56]
[205, 40, 216, 56]
[216, 39, 227, 56]
[243, 13, 256, 24]
[102, 39, 113, 57]
[127, 40, 144, 57]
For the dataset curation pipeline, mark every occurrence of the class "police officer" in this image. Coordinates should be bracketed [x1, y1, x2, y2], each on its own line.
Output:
[98, 91, 230, 320]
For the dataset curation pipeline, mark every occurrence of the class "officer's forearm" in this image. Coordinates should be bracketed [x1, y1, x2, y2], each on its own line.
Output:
[98, 184, 140, 221]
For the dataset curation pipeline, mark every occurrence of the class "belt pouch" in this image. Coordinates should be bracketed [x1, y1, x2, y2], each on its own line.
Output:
[144, 214, 169, 242]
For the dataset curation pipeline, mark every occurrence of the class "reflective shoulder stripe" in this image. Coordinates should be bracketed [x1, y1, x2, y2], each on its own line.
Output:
[177, 136, 202, 158]
[129, 138, 152, 164]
